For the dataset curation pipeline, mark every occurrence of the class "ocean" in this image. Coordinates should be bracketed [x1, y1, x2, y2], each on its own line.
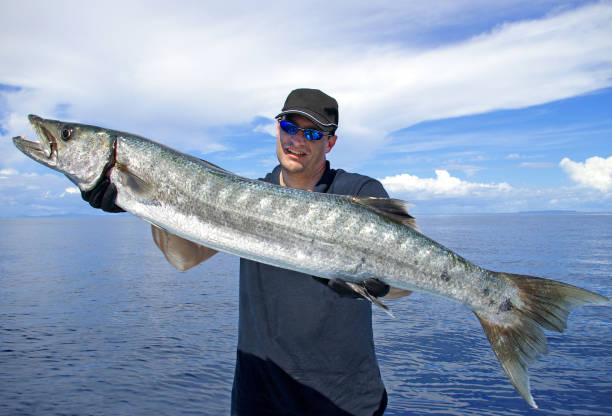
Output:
[1, 214, 611, 415]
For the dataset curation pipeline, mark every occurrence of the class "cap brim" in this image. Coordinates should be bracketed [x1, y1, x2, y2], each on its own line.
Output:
[276, 109, 337, 133]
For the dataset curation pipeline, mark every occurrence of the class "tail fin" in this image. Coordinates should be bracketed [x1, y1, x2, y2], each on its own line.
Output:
[474, 272, 610, 408]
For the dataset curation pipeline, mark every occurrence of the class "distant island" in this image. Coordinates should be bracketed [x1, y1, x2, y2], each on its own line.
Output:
[517, 210, 579, 215]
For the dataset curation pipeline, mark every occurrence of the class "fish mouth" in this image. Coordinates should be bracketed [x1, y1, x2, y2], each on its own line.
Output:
[12, 114, 59, 168]
[29, 114, 57, 159]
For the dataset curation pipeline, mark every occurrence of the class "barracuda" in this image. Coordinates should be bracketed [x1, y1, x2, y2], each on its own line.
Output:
[13, 114, 609, 408]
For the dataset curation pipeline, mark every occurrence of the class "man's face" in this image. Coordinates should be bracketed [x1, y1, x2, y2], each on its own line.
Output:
[275, 114, 337, 178]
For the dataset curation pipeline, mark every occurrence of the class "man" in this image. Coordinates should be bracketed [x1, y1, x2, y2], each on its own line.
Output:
[83, 88, 409, 415]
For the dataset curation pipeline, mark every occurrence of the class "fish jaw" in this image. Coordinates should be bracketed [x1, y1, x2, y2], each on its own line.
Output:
[15, 114, 117, 191]
[13, 115, 58, 169]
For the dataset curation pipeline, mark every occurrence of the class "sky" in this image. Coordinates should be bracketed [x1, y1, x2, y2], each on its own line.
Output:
[1, 0, 611, 216]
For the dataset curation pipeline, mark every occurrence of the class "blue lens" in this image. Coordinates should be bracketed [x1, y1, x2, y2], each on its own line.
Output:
[280, 120, 299, 135]
[303, 129, 324, 141]
[279, 120, 325, 141]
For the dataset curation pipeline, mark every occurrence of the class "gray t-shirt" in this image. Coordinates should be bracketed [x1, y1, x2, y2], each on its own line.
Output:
[231, 162, 389, 416]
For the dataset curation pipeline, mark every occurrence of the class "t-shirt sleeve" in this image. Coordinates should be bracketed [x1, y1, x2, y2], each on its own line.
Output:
[356, 179, 389, 198]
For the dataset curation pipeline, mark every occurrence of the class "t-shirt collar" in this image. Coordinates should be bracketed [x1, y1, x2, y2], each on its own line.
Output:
[270, 161, 334, 193]
[312, 161, 334, 193]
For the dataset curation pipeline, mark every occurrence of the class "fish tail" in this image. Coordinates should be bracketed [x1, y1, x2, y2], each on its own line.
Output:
[474, 272, 610, 408]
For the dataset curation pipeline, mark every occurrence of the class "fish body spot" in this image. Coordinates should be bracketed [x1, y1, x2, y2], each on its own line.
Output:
[483, 288, 490, 297]
[440, 271, 451, 282]
[498, 299, 513, 312]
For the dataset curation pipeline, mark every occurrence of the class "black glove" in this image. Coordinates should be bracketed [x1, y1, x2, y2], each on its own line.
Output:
[313, 276, 389, 298]
[81, 178, 125, 213]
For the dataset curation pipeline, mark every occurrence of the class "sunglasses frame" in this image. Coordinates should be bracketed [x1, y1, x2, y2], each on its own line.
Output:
[277, 118, 331, 141]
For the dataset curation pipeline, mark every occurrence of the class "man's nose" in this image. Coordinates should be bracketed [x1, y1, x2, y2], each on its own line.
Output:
[289, 130, 307, 144]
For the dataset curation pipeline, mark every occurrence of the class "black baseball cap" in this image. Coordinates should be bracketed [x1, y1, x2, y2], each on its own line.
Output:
[276, 88, 339, 133]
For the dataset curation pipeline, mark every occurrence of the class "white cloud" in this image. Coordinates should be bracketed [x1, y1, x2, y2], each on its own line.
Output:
[59, 187, 80, 198]
[253, 120, 277, 138]
[196, 141, 230, 155]
[560, 155, 612, 192]
[441, 164, 485, 176]
[0, 1, 611, 172]
[380, 169, 512, 199]
[0, 168, 18, 176]
[0, 169, 94, 216]
[520, 162, 555, 168]
[2, 2, 612, 215]
[378, 175, 611, 214]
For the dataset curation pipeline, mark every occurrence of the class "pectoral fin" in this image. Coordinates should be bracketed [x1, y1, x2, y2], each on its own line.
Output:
[151, 225, 218, 271]
[114, 163, 159, 203]
[345, 282, 395, 318]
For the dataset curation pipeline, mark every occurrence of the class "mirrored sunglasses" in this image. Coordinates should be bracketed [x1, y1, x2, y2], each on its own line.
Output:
[279, 120, 329, 141]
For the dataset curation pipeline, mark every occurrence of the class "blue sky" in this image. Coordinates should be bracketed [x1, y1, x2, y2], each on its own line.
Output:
[1, 0, 611, 216]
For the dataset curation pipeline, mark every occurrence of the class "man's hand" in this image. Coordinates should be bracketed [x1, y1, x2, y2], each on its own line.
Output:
[81, 178, 125, 213]
[314, 277, 390, 298]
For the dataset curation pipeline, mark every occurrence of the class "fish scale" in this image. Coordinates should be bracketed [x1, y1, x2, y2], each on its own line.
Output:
[13, 114, 610, 409]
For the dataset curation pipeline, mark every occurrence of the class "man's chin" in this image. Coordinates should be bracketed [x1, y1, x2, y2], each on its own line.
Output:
[279, 156, 306, 173]
[281, 164, 305, 175]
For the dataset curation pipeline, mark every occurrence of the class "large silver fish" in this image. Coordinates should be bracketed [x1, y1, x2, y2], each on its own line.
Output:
[13, 114, 609, 408]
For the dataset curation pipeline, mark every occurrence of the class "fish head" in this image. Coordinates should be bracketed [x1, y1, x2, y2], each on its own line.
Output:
[13, 114, 116, 191]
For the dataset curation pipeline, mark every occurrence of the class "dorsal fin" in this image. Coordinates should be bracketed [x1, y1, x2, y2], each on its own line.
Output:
[200, 158, 232, 174]
[351, 197, 419, 232]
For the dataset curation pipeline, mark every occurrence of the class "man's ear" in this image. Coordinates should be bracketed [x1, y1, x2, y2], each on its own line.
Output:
[325, 135, 337, 154]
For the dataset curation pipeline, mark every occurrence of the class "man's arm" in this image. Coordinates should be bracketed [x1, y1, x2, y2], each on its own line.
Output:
[151, 225, 218, 271]
[80, 178, 217, 271]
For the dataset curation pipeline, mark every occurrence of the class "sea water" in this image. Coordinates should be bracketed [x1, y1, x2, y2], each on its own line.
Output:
[1, 214, 611, 415]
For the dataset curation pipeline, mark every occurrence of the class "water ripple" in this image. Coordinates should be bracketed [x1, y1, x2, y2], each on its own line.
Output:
[1, 215, 610, 415]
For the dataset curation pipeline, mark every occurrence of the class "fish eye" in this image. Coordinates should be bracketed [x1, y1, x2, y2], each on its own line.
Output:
[61, 126, 73, 141]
